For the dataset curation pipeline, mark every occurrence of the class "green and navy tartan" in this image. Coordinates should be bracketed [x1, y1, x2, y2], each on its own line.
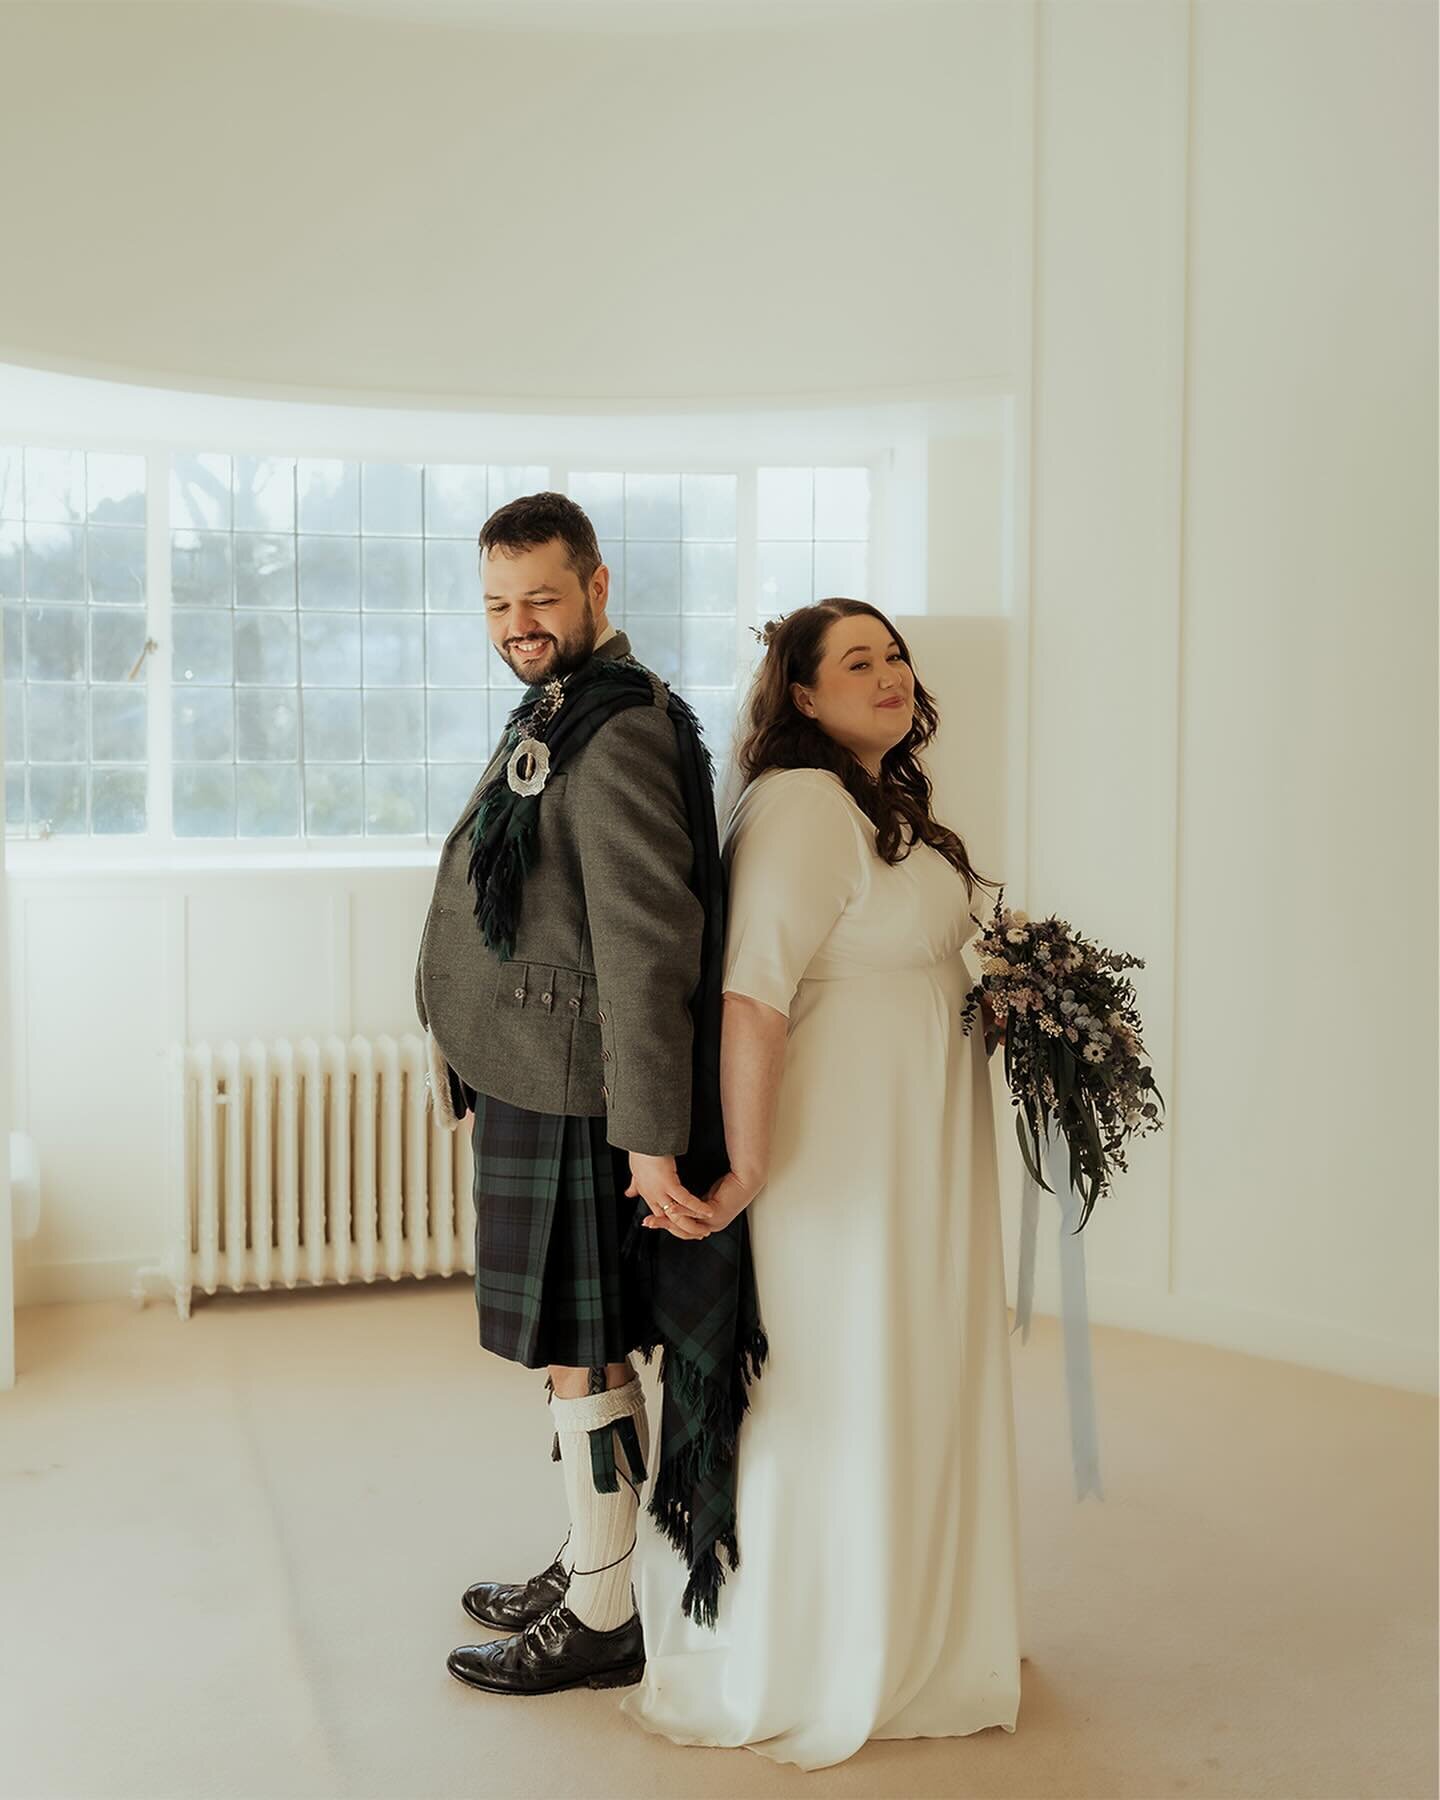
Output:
[469, 1092, 652, 1371]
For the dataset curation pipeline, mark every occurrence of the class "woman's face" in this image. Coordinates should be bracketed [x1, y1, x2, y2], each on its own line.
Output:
[791, 614, 916, 772]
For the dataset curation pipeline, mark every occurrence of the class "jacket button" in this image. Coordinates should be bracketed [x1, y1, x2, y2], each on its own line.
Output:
[541, 992, 553, 1005]
[569, 998, 581, 1012]
[601, 1050, 610, 1062]
[597, 1009, 607, 1024]
[601, 1084, 610, 1100]
[514, 987, 525, 1000]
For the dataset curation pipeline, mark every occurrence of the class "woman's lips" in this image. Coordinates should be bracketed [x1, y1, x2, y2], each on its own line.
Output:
[877, 696, 907, 709]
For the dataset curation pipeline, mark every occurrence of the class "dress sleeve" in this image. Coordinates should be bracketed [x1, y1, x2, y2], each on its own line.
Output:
[721, 771, 867, 1018]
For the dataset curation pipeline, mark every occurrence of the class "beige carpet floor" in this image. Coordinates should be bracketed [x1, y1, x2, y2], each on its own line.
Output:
[0, 1283, 1434, 1800]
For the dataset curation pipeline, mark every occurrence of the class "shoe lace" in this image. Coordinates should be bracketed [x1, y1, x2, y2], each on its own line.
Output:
[519, 1602, 569, 1655]
[520, 1539, 570, 1602]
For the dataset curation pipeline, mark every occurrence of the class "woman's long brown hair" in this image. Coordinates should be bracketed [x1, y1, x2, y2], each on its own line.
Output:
[734, 598, 1000, 903]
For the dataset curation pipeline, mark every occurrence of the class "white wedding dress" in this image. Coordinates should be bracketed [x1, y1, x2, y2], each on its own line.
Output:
[620, 766, 1024, 1771]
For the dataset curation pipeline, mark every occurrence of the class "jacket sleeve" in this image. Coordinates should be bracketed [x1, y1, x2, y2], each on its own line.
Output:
[571, 702, 704, 1158]
[414, 947, 429, 1031]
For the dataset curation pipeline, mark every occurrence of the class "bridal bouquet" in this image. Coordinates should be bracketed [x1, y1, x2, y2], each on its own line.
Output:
[961, 891, 1165, 1231]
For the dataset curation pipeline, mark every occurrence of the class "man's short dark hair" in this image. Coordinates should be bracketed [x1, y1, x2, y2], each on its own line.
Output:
[478, 491, 601, 591]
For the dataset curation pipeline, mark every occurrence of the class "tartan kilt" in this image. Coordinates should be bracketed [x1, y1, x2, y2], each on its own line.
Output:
[469, 1091, 654, 1370]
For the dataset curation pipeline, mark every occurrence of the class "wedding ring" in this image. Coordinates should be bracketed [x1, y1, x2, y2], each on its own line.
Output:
[662, 1202, 674, 1215]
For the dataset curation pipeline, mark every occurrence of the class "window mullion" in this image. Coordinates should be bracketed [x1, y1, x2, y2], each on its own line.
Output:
[145, 449, 174, 843]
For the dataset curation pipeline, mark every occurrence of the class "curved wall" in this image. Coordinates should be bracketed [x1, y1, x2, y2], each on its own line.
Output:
[0, 1, 1027, 407]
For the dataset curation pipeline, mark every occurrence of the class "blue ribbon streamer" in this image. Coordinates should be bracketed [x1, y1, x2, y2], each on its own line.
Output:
[1012, 1122, 1105, 1501]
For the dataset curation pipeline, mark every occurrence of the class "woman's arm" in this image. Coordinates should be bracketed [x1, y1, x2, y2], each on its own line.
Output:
[718, 991, 789, 1194]
[642, 991, 789, 1236]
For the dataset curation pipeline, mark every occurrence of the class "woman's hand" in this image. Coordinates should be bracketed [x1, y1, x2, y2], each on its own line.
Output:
[980, 991, 1006, 1059]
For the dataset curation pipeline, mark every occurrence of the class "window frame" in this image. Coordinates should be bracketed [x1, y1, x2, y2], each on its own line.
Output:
[3, 422, 898, 870]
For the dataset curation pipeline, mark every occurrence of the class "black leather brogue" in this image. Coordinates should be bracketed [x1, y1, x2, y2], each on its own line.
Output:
[447, 1603, 644, 1696]
[461, 1554, 571, 1631]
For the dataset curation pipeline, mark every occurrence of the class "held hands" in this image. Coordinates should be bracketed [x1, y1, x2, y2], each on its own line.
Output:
[625, 1152, 715, 1241]
[633, 1163, 763, 1240]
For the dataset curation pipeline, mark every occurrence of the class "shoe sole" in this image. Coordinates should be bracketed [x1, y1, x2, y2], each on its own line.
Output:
[447, 1660, 644, 1695]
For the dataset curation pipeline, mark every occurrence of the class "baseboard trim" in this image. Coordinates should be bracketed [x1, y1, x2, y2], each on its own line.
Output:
[14, 1253, 164, 1309]
[1017, 1270, 1438, 1396]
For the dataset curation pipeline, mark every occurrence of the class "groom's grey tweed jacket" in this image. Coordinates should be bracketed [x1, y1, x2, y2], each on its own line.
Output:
[414, 632, 704, 1157]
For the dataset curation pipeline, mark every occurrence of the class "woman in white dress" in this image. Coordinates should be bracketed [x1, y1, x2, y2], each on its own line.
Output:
[619, 599, 1023, 1772]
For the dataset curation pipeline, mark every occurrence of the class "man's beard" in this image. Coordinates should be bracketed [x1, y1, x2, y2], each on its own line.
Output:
[501, 602, 597, 684]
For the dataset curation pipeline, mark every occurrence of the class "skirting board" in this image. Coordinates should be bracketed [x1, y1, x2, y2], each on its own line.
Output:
[14, 1253, 1437, 1398]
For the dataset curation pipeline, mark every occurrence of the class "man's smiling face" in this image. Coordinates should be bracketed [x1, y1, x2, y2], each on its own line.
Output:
[482, 537, 610, 683]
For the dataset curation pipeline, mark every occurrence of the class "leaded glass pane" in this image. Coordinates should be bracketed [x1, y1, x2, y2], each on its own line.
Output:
[171, 531, 233, 607]
[364, 764, 425, 835]
[363, 690, 425, 762]
[298, 536, 359, 610]
[297, 459, 360, 533]
[237, 765, 300, 837]
[425, 465, 487, 537]
[235, 534, 296, 609]
[171, 454, 232, 531]
[305, 765, 364, 836]
[24, 450, 86, 525]
[90, 687, 147, 762]
[236, 689, 300, 762]
[302, 688, 362, 762]
[234, 456, 296, 532]
[361, 462, 422, 536]
[174, 765, 236, 837]
[87, 526, 146, 605]
[92, 767, 147, 834]
[26, 605, 86, 682]
[25, 525, 84, 602]
[30, 764, 87, 833]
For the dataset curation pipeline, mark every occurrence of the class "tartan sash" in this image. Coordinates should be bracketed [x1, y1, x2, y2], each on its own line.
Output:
[622, 680, 768, 1630]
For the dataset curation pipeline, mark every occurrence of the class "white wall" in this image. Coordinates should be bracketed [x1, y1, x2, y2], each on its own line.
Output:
[1021, 0, 1437, 1390]
[0, 0, 1026, 408]
[4, 0, 1434, 1395]
[1173, 0, 1437, 1368]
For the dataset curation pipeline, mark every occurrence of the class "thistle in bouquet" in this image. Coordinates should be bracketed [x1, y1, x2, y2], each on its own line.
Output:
[961, 888, 1165, 1232]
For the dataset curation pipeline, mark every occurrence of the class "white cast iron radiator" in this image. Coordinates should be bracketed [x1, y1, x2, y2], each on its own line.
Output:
[152, 1034, 475, 1319]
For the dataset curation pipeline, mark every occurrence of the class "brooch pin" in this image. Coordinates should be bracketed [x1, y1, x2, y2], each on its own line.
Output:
[506, 677, 564, 797]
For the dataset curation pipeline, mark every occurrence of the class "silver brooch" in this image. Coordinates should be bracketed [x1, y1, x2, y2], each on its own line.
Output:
[505, 677, 564, 796]
[506, 736, 551, 796]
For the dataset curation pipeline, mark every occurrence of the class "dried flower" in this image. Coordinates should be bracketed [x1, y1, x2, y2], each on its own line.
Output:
[960, 884, 1165, 1230]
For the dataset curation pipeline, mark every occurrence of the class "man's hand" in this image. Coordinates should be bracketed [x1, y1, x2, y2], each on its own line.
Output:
[625, 1152, 715, 1240]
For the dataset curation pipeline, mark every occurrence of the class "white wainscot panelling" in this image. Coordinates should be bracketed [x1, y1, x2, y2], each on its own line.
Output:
[186, 882, 347, 1043]
[350, 869, 445, 1041]
[16, 889, 171, 1282]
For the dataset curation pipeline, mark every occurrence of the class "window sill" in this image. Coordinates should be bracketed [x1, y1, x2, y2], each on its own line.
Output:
[3, 839, 444, 878]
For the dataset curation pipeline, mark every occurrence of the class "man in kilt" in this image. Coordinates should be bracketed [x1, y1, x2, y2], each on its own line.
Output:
[415, 492, 718, 1696]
